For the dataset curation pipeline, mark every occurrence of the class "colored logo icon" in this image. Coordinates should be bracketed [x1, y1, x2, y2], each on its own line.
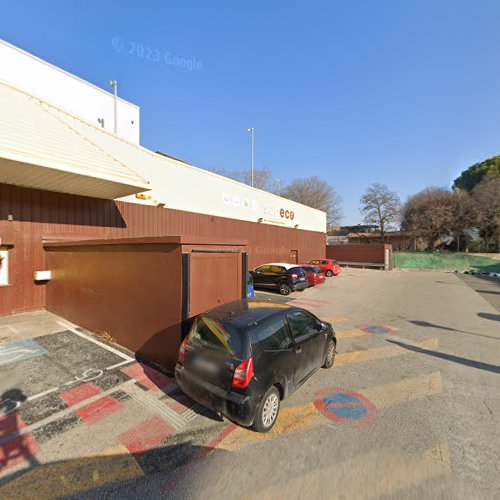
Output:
[314, 388, 378, 426]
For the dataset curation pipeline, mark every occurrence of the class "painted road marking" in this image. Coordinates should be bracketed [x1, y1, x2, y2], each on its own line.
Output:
[26, 387, 59, 402]
[57, 321, 134, 363]
[0, 339, 48, 366]
[0, 379, 136, 447]
[361, 325, 396, 335]
[181, 402, 206, 422]
[121, 362, 174, 392]
[118, 415, 175, 455]
[335, 338, 439, 366]
[218, 372, 443, 450]
[321, 316, 349, 323]
[336, 328, 370, 339]
[0, 444, 144, 499]
[314, 389, 378, 426]
[361, 372, 443, 409]
[123, 384, 187, 429]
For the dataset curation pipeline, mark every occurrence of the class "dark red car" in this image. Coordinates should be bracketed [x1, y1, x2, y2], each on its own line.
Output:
[299, 264, 326, 286]
[308, 259, 341, 277]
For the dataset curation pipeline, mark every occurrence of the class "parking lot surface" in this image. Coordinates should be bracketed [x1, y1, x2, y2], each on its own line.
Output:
[1, 268, 499, 499]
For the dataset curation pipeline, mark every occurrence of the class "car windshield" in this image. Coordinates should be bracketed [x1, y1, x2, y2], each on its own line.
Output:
[187, 316, 248, 359]
[288, 267, 305, 275]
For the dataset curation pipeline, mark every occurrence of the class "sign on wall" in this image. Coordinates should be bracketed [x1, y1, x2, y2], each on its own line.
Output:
[0, 247, 9, 286]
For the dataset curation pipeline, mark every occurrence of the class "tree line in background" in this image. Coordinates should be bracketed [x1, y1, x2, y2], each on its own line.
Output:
[357, 156, 500, 252]
[211, 154, 499, 253]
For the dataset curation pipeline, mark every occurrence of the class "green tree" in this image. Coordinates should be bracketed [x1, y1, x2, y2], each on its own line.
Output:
[453, 156, 500, 192]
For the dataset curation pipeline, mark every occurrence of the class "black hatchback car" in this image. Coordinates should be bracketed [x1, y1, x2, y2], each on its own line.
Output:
[250, 263, 309, 295]
[175, 300, 336, 432]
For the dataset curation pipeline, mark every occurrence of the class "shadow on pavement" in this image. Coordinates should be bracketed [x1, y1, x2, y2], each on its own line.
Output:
[409, 320, 499, 341]
[477, 312, 500, 322]
[0, 439, 230, 498]
[386, 339, 500, 374]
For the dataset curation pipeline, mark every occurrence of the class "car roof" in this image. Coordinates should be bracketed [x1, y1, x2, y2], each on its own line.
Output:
[259, 262, 302, 270]
[200, 299, 292, 328]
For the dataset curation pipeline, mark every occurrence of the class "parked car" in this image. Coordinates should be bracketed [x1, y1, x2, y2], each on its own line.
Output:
[247, 272, 255, 299]
[250, 263, 308, 295]
[299, 264, 326, 286]
[175, 300, 337, 432]
[308, 259, 341, 277]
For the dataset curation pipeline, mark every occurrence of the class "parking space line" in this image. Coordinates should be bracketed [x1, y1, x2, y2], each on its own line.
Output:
[336, 338, 439, 366]
[26, 387, 59, 401]
[123, 384, 187, 429]
[360, 372, 443, 409]
[218, 371, 443, 451]
[0, 380, 135, 446]
[57, 321, 134, 362]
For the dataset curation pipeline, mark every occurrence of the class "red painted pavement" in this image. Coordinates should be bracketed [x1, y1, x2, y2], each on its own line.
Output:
[59, 383, 101, 406]
[118, 415, 174, 456]
[76, 396, 123, 425]
[121, 363, 174, 392]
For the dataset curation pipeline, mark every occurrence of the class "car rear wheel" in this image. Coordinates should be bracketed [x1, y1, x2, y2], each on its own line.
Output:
[252, 386, 280, 432]
[326, 270, 334, 277]
[279, 282, 292, 295]
[323, 339, 336, 368]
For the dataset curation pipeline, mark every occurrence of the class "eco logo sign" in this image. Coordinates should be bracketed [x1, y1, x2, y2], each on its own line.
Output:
[264, 206, 295, 221]
[222, 193, 258, 211]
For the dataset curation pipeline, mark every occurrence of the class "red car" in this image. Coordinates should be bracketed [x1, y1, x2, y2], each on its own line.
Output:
[308, 259, 341, 277]
[299, 264, 326, 286]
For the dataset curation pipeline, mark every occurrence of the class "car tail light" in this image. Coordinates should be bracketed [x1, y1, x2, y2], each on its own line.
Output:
[178, 337, 188, 364]
[232, 357, 254, 389]
[290, 273, 298, 278]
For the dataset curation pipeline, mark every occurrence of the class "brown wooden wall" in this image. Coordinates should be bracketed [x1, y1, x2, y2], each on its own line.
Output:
[326, 244, 392, 265]
[46, 243, 183, 368]
[0, 183, 325, 316]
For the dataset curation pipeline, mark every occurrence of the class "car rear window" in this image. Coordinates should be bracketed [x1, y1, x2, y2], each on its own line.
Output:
[288, 267, 305, 275]
[187, 316, 248, 359]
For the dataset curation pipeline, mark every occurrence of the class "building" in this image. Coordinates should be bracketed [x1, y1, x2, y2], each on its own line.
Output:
[0, 39, 140, 143]
[0, 40, 326, 323]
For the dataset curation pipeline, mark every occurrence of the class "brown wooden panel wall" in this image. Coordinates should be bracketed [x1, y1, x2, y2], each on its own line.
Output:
[326, 244, 392, 264]
[46, 243, 183, 368]
[0, 183, 325, 316]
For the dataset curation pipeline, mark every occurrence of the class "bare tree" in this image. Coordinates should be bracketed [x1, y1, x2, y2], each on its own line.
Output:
[360, 183, 401, 242]
[281, 176, 343, 225]
[210, 167, 273, 191]
[401, 188, 456, 250]
[472, 175, 500, 251]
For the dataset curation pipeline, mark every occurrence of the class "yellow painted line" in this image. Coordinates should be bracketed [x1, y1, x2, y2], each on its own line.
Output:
[336, 328, 369, 339]
[336, 338, 438, 366]
[321, 316, 349, 323]
[218, 402, 319, 450]
[361, 372, 443, 409]
[217, 371, 443, 451]
[0, 445, 143, 500]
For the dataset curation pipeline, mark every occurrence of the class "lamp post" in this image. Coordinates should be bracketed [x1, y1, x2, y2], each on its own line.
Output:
[109, 80, 118, 134]
[247, 127, 254, 187]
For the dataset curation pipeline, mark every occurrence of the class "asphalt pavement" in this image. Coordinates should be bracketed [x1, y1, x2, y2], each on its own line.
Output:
[0, 269, 499, 499]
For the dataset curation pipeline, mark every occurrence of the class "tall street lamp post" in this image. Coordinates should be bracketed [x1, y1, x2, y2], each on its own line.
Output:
[247, 127, 254, 187]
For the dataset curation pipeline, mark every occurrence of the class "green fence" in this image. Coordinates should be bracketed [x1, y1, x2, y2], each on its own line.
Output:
[393, 252, 500, 272]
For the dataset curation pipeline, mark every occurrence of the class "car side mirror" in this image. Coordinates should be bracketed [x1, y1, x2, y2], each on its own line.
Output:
[319, 322, 328, 331]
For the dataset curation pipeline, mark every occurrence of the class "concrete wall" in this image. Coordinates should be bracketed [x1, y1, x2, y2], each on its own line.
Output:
[0, 39, 140, 143]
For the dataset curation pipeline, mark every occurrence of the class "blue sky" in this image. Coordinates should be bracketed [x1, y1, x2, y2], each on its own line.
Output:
[2, 1, 500, 224]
